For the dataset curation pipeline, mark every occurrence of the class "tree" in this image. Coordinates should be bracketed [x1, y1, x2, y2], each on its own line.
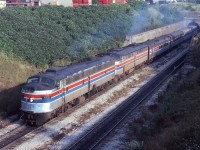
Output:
[92, 0, 98, 4]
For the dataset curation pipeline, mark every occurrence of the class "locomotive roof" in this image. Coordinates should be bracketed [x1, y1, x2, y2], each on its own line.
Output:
[137, 35, 170, 48]
[155, 35, 170, 41]
[110, 35, 171, 57]
[109, 44, 147, 56]
[169, 30, 184, 37]
[40, 55, 114, 81]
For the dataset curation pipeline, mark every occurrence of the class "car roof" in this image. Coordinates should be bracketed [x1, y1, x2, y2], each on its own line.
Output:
[109, 44, 147, 56]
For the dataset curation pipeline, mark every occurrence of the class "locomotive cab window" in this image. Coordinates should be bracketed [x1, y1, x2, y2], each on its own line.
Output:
[56, 81, 60, 89]
[40, 77, 55, 88]
[27, 77, 39, 83]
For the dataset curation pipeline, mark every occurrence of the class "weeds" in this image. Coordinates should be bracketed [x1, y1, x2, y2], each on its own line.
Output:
[124, 141, 144, 150]
[0, 55, 39, 117]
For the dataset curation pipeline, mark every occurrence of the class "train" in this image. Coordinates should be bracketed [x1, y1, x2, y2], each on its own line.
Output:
[21, 22, 199, 125]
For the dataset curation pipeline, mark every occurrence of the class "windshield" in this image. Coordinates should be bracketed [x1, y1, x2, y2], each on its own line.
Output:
[27, 77, 55, 87]
[27, 77, 39, 83]
[109, 53, 120, 61]
[40, 77, 55, 87]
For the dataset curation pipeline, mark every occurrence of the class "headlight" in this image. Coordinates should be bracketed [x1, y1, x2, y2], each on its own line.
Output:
[29, 98, 33, 102]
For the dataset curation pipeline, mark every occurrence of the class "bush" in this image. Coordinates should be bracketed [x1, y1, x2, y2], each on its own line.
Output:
[0, 4, 183, 67]
[0, 5, 132, 67]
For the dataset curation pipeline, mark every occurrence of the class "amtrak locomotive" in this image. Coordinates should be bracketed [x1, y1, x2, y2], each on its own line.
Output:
[21, 23, 198, 125]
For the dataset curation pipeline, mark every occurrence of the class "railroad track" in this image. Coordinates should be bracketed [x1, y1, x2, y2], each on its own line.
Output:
[0, 124, 36, 150]
[67, 49, 188, 150]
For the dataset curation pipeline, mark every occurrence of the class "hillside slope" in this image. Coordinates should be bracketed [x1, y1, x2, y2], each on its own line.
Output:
[0, 4, 182, 67]
[0, 55, 38, 117]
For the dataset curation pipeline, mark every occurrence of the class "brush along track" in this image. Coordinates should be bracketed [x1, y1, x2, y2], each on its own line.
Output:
[67, 49, 188, 150]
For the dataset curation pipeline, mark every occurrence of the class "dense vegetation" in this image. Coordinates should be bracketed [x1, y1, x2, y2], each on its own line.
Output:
[0, 5, 132, 67]
[0, 3, 183, 67]
[126, 33, 200, 150]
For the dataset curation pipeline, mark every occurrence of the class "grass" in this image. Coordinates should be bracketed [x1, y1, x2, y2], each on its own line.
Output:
[0, 52, 39, 89]
[0, 53, 39, 117]
[144, 70, 200, 149]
